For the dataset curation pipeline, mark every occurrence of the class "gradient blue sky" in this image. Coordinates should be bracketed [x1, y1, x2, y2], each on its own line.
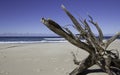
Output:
[0, 0, 120, 35]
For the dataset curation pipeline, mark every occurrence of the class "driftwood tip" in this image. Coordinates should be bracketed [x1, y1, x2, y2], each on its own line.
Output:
[41, 18, 45, 23]
[61, 4, 66, 9]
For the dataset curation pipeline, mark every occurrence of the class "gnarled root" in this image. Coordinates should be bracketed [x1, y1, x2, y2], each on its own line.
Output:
[70, 55, 95, 75]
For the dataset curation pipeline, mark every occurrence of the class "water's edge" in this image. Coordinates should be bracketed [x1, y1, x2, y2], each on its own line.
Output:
[0, 36, 119, 43]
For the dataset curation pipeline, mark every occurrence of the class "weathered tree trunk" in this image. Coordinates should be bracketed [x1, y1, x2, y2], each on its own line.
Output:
[70, 55, 96, 75]
[41, 5, 120, 75]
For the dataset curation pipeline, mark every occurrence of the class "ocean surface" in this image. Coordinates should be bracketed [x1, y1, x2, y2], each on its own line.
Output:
[0, 36, 119, 43]
[0, 36, 65, 43]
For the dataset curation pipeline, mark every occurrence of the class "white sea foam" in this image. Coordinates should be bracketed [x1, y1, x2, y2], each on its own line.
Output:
[0, 40, 67, 44]
[0, 41, 40, 44]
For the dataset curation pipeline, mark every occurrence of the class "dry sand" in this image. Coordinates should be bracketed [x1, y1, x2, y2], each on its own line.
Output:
[0, 40, 120, 75]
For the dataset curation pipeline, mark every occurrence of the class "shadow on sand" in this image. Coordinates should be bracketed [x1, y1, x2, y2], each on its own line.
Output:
[77, 69, 105, 75]
[77, 68, 120, 75]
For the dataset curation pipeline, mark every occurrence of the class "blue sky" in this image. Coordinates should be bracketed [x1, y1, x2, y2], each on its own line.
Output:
[0, 0, 120, 36]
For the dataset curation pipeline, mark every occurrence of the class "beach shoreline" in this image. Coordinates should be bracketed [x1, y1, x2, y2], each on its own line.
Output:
[0, 40, 120, 75]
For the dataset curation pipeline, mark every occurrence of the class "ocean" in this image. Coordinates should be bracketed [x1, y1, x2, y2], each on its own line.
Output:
[0, 36, 65, 43]
[0, 36, 119, 43]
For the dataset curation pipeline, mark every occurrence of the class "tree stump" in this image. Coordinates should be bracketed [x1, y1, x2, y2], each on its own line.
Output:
[41, 5, 120, 75]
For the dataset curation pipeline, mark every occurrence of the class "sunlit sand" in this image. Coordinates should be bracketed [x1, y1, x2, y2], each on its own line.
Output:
[0, 40, 120, 75]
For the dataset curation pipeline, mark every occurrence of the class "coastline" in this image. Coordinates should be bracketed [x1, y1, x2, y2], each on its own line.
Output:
[0, 40, 120, 75]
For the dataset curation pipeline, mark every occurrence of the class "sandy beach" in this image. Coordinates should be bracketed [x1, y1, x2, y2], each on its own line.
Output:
[0, 40, 120, 75]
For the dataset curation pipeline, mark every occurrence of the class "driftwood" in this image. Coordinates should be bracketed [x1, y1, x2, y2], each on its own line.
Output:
[41, 5, 120, 75]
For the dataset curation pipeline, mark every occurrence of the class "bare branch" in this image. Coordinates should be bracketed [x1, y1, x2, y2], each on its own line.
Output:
[64, 24, 76, 29]
[84, 19, 98, 42]
[88, 15, 104, 43]
[63, 27, 76, 39]
[84, 19, 105, 53]
[61, 5, 104, 53]
[71, 51, 80, 65]
[70, 55, 95, 75]
[61, 5, 105, 53]
[41, 18, 94, 54]
[61, 5, 85, 34]
[105, 32, 120, 49]
[88, 15, 93, 21]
